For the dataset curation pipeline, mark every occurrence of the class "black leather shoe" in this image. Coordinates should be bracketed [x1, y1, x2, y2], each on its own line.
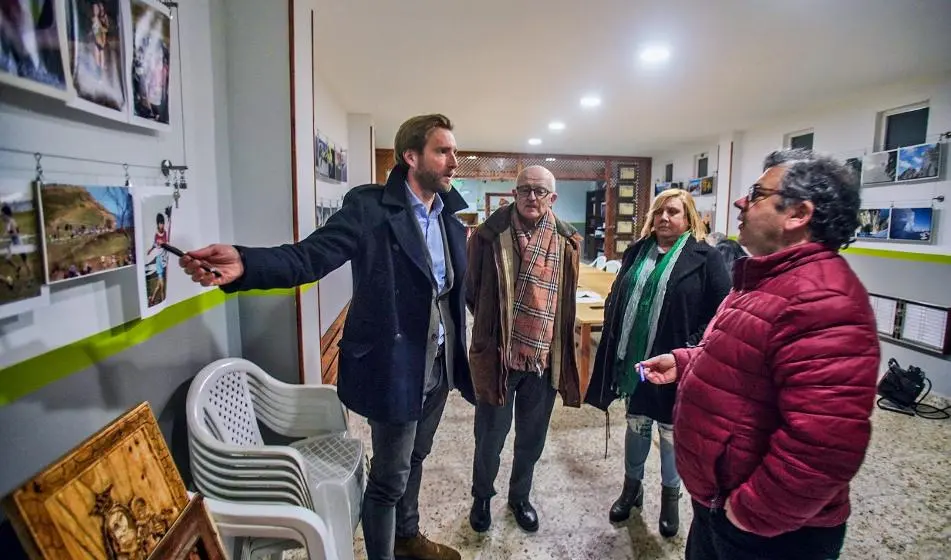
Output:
[508, 500, 539, 532]
[469, 498, 491, 533]
[609, 477, 644, 523]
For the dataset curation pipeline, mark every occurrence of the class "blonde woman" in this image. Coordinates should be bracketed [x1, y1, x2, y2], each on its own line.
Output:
[586, 189, 731, 537]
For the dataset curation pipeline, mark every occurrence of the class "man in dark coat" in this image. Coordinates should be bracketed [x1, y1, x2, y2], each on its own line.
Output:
[180, 114, 472, 560]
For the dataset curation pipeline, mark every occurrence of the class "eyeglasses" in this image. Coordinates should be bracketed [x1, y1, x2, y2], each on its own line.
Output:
[745, 184, 779, 206]
[515, 186, 551, 199]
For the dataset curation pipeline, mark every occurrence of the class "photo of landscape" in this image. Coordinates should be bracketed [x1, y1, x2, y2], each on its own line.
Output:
[1, 179, 45, 306]
[38, 183, 135, 283]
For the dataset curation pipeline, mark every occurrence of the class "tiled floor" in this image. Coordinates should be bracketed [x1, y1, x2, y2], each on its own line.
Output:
[326, 393, 950, 560]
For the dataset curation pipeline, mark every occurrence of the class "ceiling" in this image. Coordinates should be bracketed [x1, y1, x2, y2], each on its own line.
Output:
[313, 0, 951, 156]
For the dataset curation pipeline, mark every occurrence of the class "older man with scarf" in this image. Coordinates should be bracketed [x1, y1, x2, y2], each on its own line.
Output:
[465, 165, 585, 533]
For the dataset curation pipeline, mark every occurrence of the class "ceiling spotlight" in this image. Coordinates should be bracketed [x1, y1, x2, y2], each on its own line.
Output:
[580, 96, 601, 108]
[548, 121, 565, 131]
[546, 157, 556, 162]
[466, 155, 477, 160]
[528, 138, 542, 146]
[640, 45, 670, 63]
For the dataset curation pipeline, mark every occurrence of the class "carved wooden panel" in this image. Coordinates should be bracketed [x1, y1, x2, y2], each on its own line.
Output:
[2, 402, 189, 559]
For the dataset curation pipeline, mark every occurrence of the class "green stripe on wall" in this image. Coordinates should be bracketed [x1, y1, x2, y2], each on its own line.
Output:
[0, 282, 316, 406]
[725, 235, 950, 264]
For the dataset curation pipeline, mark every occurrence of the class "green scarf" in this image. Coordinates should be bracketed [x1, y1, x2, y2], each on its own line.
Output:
[615, 232, 691, 396]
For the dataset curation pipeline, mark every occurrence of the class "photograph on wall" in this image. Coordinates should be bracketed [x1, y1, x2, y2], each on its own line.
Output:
[687, 179, 701, 195]
[65, 0, 127, 121]
[38, 183, 135, 283]
[133, 189, 174, 318]
[896, 142, 941, 182]
[129, 0, 170, 128]
[654, 182, 670, 196]
[700, 177, 714, 195]
[861, 150, 897, 185]
[0, 179, 46, 311]
[855, 208, 890, 240]
[338, 148, 348, 183]
[0, 0, 71, 99]
[316, 135, 330, 178]
[888, 207, 934, 242]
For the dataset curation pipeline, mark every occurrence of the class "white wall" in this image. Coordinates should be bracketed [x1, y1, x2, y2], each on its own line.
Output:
[312, 58, 353, 341]
[649, 141, 721, 226]
[0, 0, 228, 370]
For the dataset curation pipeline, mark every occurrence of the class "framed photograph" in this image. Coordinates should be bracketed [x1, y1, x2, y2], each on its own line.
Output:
[133, 188, 175, 318]
[862, 150, 897, 185]
[339, 148, 348, 183]
[2, 402, 189, 560]
[888, 207, 934, 243]
[618, 184, 635, 199]
[896, 142, 941, 182]
[65, 0, 129, 122]
[687, 179, 701, 195]
[0, 0, 72, 100]
[653, 182, 670, 196]
[1, 179, 49, 319]
[316, 134, 331, 179]
[129, 0, 171, 129]
[615, 239, 630, 254]
[148, 495, 227, 560]
[855, 208, 890, 240]
[618, 166, 637, 181]
[700, 177, 714, 195]
[37, 183, 135, 284]
[617, 221, 633, 234]
[618, 202, 634, 216]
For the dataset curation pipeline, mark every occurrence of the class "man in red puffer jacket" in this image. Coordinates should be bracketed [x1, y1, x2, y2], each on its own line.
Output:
[640, 148, 880, 560]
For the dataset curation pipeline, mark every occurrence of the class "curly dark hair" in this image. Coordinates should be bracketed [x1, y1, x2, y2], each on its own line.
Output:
[763, 148, 861, 250]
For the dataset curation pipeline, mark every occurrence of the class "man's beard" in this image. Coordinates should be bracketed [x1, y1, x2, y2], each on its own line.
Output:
[413, 165, 449, 194]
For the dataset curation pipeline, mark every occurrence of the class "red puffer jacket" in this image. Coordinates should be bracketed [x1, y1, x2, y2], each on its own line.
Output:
[672, 242, 880, 537]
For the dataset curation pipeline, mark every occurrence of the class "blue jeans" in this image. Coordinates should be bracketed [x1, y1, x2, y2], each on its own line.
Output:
[625, 413, 680, 488]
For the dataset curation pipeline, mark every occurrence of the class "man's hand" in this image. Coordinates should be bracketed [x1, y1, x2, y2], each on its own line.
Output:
[179, 244, 243, 287]
[725, 496, 752, 532]
[640, 353, 679, 384]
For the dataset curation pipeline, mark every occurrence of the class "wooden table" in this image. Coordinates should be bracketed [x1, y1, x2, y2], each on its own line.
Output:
[575, 267, 619, 376]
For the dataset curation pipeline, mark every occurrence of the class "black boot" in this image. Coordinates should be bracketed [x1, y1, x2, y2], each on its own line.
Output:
[659, 485, 681, 537]
[469, 498, 491, 533]
[609, 477, 643, 522]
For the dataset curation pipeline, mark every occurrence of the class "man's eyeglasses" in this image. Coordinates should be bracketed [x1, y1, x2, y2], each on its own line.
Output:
[516, 186, 551, 199]
[745, 184, 779, 206]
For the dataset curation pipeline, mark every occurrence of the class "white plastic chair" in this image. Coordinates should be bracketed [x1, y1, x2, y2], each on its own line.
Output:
[187, 357, 364, 560]
[604, 260, 622, 273]
[591, 255, 607, 269]
[202, 494, 339, 560]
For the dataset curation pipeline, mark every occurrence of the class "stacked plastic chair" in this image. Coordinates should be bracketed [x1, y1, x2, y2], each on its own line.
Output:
[187, 357, 365, 560]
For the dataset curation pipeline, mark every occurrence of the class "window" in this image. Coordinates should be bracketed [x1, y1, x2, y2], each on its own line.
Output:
[696, 154, 708, 178]
[790, 132, 814, 150]
[784, 129, 814, 150]
[881, 104, 929, 151]
[664, 163, 673, 182]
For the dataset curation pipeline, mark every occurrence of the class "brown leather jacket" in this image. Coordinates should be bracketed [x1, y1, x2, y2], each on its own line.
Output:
[465, 205, 587, 407]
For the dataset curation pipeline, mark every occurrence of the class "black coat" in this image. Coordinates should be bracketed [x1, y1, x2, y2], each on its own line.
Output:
[223, 165, 476, 423]
[585, 235, 730, 423]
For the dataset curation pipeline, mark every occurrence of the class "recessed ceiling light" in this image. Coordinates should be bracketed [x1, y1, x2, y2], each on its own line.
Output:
[580, 95, 601, 108]
[548, 121, 565, 131]
[640, 45, 670, 63]
[546, 157, 556, 162]
[466, 155, 477, 160]
[528, 138, 542, 146]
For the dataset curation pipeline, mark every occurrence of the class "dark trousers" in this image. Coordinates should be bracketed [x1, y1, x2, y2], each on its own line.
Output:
[686, 501, 847, 560]
[471, 370, 558, 503]
[361, 356, 449, 560]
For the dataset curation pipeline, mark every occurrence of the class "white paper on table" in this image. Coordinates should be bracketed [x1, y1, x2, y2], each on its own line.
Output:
[576, 290, 603, 303]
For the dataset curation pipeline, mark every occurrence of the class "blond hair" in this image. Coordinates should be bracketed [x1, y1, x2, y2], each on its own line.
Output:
[639, 188, 706, 241]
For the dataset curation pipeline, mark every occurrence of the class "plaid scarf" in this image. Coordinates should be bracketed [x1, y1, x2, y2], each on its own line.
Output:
[506, 208, 562, 375]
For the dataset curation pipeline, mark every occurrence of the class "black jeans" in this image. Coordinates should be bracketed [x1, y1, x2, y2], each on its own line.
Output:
[361, 356, 449, 560]
[686, 501, 847, 560]
[471, 370, 557, 503]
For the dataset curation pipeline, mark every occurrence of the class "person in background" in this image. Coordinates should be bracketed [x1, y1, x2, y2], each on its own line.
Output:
[706, 231, 749, 280]
[179, 114, 472, 560]
[465, 166, 586, 533]
[640, 148, 880, 560]
[586, 188, 731, 538]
